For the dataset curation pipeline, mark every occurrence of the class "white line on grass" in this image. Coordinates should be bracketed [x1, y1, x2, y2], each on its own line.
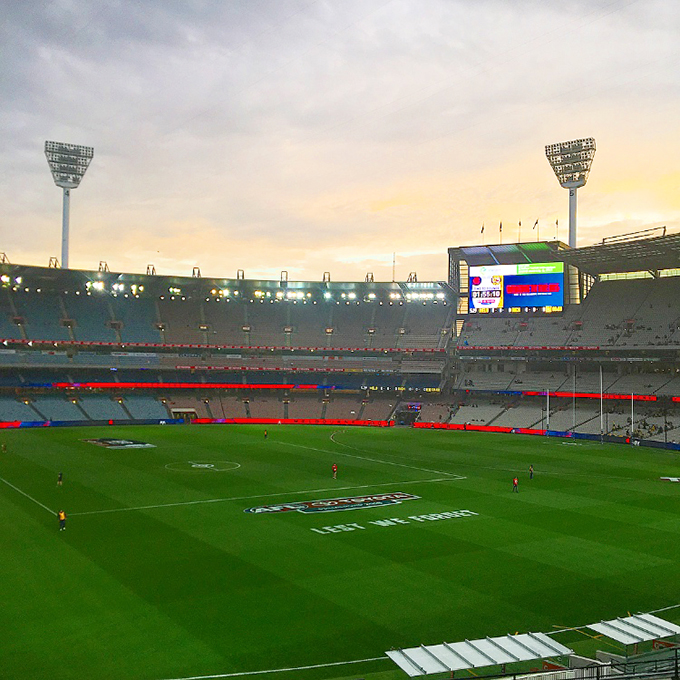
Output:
[69, 476, 452, 517]
[327, 432, 649, 482]
[159, 655, 386, 680]
[283, 434, 467, 480]
[0, 476, 57, 516]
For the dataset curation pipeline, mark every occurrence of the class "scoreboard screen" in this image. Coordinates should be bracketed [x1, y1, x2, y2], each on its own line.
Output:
[468, 262, 564, 314]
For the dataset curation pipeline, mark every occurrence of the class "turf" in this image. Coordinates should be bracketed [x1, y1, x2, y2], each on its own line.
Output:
[2, 424, 680, 680]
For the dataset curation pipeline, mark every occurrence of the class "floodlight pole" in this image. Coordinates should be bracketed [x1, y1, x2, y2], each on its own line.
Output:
[62, 188, 71, 269]
[545, 138, 596, 249]
[44, 141, 94, 270]
[569, 188, 577, 249]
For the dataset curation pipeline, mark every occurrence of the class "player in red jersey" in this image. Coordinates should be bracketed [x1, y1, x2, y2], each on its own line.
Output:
[512, 476, 519, 492]
[332, 463, 338, 479]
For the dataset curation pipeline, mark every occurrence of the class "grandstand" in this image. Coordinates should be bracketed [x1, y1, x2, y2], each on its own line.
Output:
[0, 267, 450, 425]
[1, 230, 680, 445]
[445, 231, 680, 443]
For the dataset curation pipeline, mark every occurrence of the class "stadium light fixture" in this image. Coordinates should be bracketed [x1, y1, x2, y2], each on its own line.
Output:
[44, 140, 94, 269]
[545, 137, 595, 248]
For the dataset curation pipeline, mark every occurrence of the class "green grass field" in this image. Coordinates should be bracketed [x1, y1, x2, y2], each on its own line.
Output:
[2, 424, 680, 680]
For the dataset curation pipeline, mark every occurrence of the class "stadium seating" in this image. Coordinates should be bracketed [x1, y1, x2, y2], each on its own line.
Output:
[31, 395, 85, 421]
[110, 297, 163, 344]
[322, 396, 362, 420]
[78, 395, 130, 420]
[417, 402, 452, 423]
[449, 401, 505, 425]
[11, 291, 71, 341]
[0, 290, 24, 340]
[158, 298, 206, 345]
[0, 396, 41, 421]
[457, 276, 680, 350]
[246, 395, 284, 420]
[286, 396, 324, 420]
[121, 395, 169, 420]
[61, 294, 119, 343]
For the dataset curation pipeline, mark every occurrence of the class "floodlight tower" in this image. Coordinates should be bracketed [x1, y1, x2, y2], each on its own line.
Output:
[44, 140, 94, 269]
[545, 137, 596, 248]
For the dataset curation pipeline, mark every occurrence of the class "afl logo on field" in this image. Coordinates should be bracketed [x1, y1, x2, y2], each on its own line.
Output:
[245, 491, 420, 514]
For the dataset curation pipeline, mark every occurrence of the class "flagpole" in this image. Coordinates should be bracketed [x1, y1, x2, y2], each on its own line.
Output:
[546, 388, 550, 431]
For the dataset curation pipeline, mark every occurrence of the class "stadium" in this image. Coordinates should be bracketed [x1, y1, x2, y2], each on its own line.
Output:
[3, 6, 680, 680]
[3, 204, 680, 680]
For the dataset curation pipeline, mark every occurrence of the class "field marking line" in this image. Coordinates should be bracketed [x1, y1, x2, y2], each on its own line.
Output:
[281, 433, 467, 480]
[650, 603, 680, 614]
[0, 476, 57, 516]
[69, 476, 452, 517]
[159, 655, 386, 680]
[328, 433, 649, 482]
[329, 429, 467, 479]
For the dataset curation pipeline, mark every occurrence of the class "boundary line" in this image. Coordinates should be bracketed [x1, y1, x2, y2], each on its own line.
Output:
[284, 433, 467, 480]
[160, 602, 680, 679]
[328, 430, 657, 482]
[69, 476, 452, 517]
[0, 476, 57, 516]
[159, 655, 386, 680]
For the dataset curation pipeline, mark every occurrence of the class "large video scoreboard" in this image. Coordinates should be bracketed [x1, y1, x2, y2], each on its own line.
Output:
[468, 262, 564, 314]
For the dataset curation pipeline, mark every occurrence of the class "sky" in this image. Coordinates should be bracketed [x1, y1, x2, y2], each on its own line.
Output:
[1, 0, 679, 283]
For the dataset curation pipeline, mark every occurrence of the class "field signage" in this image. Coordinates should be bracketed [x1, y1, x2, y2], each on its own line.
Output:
[310, 510, 479, 534]
[244, 491, 419, 514]
[83, 438, 156, 449]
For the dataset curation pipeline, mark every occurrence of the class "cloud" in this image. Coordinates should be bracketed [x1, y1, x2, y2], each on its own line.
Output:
[1, 0, 679, 281]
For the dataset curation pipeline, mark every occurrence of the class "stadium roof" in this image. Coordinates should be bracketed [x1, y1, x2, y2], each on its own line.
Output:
[0, 262, 452, 299]
[448, 241, 566, 267]
[588, 614, 680, 645]
[449, 232, 680, 276]
[386, 632, 572, 677]
[555, 233, 680, 276]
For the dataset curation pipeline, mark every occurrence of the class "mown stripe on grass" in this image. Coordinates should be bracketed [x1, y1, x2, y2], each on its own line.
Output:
[0, 475, 57, 515]
[70, 476, 453, 516]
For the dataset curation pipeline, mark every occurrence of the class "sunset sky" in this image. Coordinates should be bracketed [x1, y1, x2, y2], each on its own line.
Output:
[1, 0, 679, 282]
